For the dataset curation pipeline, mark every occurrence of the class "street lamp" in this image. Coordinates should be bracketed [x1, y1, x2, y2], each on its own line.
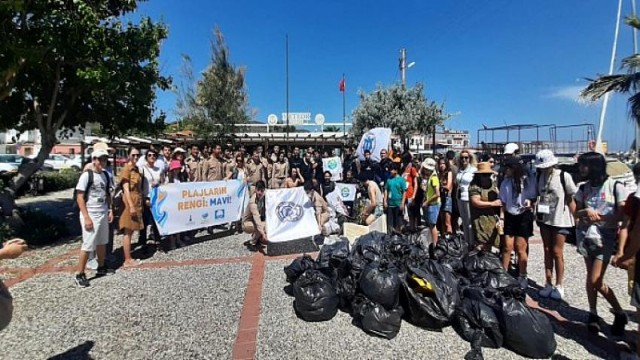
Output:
[399, 48, 416, 88]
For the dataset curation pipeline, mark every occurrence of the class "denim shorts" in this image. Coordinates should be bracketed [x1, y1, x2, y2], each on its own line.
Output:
[440, 195, 452, 213]
[423, 204, 440, 227]
[576, 226, 617, 263]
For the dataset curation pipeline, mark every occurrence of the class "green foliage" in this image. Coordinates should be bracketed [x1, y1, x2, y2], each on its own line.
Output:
[176, 27, 250, 142]
[39, 170, 80, 193]
[0, 0, 170, 193]
[12, 208, 69, 246]
[351, 83, 450, 147]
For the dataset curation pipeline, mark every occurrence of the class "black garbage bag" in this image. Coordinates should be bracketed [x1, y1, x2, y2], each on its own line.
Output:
[293, 269, 339, 322]
[284, 255, 316, 284]
[352, 295, 404, 340]
[316, 239, 350, 270]
[401, 260, 460, 330]
[464, 251, 517, 289]
[496, 287, 557, 359]
[433, 232, 468, 259]
[336, 273, 358, 311]
[352, 231, 387, 262]
[452, 287, 504, 360]
[360, 260, 401, 310]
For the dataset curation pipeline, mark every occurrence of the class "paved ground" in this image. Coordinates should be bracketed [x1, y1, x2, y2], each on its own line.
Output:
[0, 189, 638, 359]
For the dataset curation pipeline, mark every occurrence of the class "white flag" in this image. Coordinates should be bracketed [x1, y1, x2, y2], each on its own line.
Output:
[335, 183, 357, 202]
[266, 187, 321, 243]
[356, 127, 392, 162]
[322, 156, 343, 181]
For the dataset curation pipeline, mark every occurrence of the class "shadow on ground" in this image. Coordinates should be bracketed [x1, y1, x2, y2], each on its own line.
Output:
[47, 340, 95, 360]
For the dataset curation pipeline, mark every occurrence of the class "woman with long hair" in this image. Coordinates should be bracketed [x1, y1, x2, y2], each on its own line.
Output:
[574, 151, 628, 335]
[455, 149, 478, 246]
[469, 162, 501, 251]
[534, 149, 576, 301]
[437, 157, 453, 235]
[499, 157, 536, 288]
[118, 146, 144, 267]
[286, 167, 305, 188]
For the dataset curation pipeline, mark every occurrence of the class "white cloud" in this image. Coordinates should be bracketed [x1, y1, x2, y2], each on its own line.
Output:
[544, 85, 586, 103]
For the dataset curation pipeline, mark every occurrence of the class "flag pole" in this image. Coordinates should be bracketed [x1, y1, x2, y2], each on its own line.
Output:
[342, 74, 346, 138]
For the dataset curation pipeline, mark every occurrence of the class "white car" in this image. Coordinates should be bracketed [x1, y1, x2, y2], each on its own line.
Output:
[36, 154, 83, 171]
[0, 154, 20, 174]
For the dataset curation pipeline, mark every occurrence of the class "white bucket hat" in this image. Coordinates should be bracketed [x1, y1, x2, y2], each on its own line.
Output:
[535, 149, 558, 169]
[91, 149, 109, 159]
[172, 147, 186, 155]
[504, 142, 519, 155]
[421, 158, 437, 172]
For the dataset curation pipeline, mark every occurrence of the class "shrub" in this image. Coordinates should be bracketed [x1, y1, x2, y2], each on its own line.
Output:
[13, 209, 69, 246]
[39, 170, 80, 193]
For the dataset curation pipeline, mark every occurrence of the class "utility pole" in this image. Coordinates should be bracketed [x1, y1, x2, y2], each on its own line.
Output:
[400, 48, 406, 88]
[285, 34, 289, 139]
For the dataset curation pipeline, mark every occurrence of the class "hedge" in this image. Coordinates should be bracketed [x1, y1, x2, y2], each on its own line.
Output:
[0, 208, 69, 246]
[0, 169, 80, 196]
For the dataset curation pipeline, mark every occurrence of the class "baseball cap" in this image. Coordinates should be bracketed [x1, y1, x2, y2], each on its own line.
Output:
[504, 143, 519, 155]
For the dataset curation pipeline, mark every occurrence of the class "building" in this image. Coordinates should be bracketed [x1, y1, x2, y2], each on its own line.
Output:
[394, 128, 470, 153]
[0, 123, 99, 156]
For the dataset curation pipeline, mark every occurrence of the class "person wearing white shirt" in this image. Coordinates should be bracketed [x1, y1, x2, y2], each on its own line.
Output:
[455, 149, 478, 246]
[139, 148, 165, 247]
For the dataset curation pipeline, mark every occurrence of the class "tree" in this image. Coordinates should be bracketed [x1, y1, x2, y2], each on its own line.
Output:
[323, 125, 341, 132]
[351, 83, 449, 149]
[178, 27, 250, 143]
[0, 1, 170, 205]
[581, 16, 640, 128]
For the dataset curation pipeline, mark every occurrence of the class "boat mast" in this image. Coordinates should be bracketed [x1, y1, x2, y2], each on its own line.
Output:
[595, 0, 623, 154]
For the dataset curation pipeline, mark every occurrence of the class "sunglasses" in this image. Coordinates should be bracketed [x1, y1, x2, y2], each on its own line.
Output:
[147, 153, 157, 158]
[131, 153, 140, 157]
[460, 156, 469, 160]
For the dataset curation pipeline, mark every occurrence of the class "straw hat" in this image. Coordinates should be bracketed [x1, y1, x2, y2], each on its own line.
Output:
[421, 158, 436, 172]
[91, 149, 109, 159]
[475, 162, 494, 174]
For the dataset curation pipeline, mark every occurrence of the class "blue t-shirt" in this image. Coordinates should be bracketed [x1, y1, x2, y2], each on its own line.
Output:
[385, 175, 407, 207]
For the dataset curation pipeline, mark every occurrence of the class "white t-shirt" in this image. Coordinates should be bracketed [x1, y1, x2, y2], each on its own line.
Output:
[456, 165, 477, 201]
[575, 177, 627, 229]
[75, 171, 110, 213]
[536, 168, 578, 227]
[499, 176, 537, 215]
[140, 164, 164, 198]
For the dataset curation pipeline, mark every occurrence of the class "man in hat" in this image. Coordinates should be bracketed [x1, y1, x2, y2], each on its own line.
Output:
[74, 149, 114, 287]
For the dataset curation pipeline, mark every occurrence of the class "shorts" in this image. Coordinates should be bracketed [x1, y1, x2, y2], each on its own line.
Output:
[536, 222, 573, 237]
[423, 204, 440, 227]
[504, 211, 534, 238]
[80, 212, 109, 252]
[575, 226, 617, 263]
[440, 195, 452, 213]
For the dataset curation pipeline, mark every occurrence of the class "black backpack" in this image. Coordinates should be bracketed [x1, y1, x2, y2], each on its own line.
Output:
[72, 170, 112, 210]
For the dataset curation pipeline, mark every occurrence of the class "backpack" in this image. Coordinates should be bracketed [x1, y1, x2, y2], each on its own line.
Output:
[72, 170, 112, 211]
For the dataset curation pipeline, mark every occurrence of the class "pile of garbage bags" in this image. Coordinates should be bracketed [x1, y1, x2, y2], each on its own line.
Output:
[284, 231, 557, 359]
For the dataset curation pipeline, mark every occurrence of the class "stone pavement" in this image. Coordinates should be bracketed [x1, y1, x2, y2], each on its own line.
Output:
[0, 226, 638, 360]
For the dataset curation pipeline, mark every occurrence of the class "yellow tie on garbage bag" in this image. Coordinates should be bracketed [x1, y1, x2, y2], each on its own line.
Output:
[410, 274, 434, 294]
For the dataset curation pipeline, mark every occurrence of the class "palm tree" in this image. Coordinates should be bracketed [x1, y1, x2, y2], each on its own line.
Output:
[323, 125, 341, 132]
[581, 16, 640, 124]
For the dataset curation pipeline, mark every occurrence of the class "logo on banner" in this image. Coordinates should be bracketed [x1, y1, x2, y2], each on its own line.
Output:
[153, 189, 169, 226]
[200, 212, 210, 224]
[215, 209, 225, 220]
[276, 202, 304, 222]
[186, 214, 195, 226]
[363, 132, 376, 152]
[327, 159, 338, 170]
[340, 186, 350, 198]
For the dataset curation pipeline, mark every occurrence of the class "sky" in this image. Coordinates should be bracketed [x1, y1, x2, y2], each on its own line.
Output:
[136, 0, 639, 151]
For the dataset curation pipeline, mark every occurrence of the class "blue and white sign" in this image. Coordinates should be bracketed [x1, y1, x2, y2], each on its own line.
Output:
[150, 180, 247, 236]
[356, 127, 392, 162]
[323, 156, 343, 181]
[335, 183, 357, 202]
[266, 187, 320, 243]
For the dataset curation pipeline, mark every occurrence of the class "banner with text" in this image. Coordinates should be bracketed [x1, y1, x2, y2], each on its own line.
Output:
[335, 183, 357, 202]
[150, 180, 247, 236]
[356, 127, 392, 162]
[323, 156, 343, 181]
[266, 187, 320, 243]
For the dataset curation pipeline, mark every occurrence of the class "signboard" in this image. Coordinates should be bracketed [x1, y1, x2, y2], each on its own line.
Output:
[282, 112, 311, 125]
[323, 156, 343, 181]
[266, 187, 321, 243]
[150, 180, 247, 236]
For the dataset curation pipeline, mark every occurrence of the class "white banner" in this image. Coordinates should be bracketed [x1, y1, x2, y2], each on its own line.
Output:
[323, 156, 343, 181]
[335, 183, 357, 202]
[356, 127, 392, 162]
[266, 187, 320, 243]
[150, 180, 247, 236]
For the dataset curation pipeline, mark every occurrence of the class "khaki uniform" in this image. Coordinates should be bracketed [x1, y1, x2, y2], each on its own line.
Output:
[224, 159, 236, 179]
[242, 194, 266, 237]
[202, 156, 224, 182]
[185, 155, 201, 182]
[309, 190, 330, 228]
[271, 161, 289, 189]
[246, 159, 265, 195]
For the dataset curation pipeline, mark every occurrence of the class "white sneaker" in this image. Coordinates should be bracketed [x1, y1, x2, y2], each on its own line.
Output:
[550, 285, 564, 300]
[518, 276, 528, 289]
[539, 283, 553, 298]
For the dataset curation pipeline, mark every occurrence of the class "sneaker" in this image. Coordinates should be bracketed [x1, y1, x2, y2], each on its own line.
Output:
[550, 285, 564, 300]
[518, 276, 528, 289]
[538, 283, 553, 298]
[587, 313, 601, 334]
[96, 266, 115, 277]
[612, 312, 629, 337]
[75, 273, 90, 288]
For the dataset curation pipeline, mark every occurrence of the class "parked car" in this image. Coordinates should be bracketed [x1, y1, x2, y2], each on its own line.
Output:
[30, 153, 83, 171]
[0, 154, 21, 174]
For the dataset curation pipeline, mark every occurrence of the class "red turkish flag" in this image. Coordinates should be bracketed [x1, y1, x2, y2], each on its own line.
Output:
[339, 77, 345, 92]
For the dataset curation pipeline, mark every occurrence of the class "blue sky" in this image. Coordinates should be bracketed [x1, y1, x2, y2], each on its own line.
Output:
[137, 0, 638, 151]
